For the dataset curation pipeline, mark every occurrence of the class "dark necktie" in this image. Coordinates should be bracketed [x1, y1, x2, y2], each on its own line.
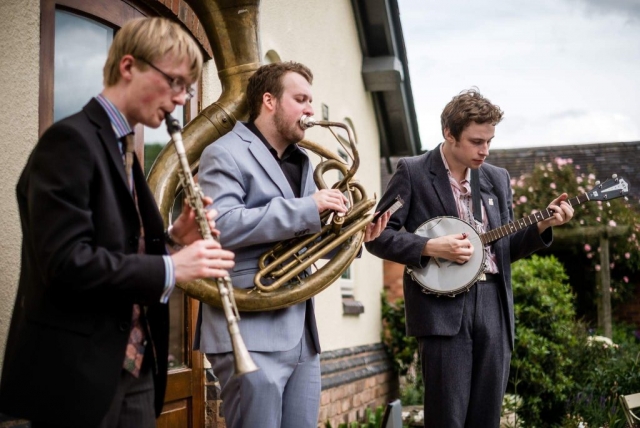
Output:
[121, 133, 147, 378]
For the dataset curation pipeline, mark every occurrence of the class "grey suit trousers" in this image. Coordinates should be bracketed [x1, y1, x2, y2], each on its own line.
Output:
[418, 277, 511, 428]
[207, 325, 320, 428]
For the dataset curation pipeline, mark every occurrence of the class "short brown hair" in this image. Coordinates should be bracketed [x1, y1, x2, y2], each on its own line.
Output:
[441, 88, 504, 141]
[246, 62, 313, 122]
[103, 17, 203, 87]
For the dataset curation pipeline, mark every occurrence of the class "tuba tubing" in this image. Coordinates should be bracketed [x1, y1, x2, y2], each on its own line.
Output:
[251, 115, 376, 297]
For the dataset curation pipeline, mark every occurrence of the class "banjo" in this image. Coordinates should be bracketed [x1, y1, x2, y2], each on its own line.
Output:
[407, 174, 629, 296]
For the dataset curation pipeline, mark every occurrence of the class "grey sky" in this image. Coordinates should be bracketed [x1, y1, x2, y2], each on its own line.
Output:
[397, 0, 640, 150]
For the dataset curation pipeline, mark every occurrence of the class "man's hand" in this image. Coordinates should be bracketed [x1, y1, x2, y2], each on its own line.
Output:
[312, 189, 348, 213]
[171, 239, 235, 282]
[364, 211, 391, 243]
[422, 233, 474, 264]
[170, 196, 220, 246]
[538, 193, 574, 234]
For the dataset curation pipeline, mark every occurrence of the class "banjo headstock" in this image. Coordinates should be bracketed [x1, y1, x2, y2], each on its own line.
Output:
[585, 174, 629, 202]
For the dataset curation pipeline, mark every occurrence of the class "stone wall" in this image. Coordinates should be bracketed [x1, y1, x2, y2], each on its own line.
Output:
[318, 344, 398, 427]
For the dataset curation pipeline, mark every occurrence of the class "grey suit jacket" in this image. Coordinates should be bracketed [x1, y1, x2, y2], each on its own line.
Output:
[365, 145, 553, 348]
[195, 122, 322, 354]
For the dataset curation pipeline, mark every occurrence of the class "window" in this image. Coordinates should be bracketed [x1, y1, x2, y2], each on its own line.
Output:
[54, 10, 113, 123]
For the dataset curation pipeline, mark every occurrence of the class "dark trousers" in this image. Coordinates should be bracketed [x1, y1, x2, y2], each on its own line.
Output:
[98, 367, 156, 428]
[29, 366, 155, 428]
[418, 278, 511, 428]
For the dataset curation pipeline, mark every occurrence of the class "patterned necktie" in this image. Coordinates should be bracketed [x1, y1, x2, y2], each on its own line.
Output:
[124, 134, 135, 192]
[121, 133, 147, 378]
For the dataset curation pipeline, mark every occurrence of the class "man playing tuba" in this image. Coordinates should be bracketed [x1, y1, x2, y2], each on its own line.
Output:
[195, 61, 388, 428]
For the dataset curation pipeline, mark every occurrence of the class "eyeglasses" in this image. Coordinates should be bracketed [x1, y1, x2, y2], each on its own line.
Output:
[135, 57, 195, 101]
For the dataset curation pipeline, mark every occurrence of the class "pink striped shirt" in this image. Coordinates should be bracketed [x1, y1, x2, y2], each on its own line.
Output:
[439, 146, 499, 274]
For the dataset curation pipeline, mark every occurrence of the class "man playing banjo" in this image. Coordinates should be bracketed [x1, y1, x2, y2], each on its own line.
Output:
[365, 88, 574, 427]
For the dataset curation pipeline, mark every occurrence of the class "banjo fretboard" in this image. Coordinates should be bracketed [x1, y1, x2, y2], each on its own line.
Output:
[479, 193, 589, 245]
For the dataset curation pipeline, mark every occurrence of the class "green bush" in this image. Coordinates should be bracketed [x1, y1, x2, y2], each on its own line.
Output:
[381, 292, 419, 376]
[509, 255, 579, 426]
[324, 405, 385, 428]
[510, 255, 640, 427]
[380, 292, 423, 406]
[561, 324, 640, 428]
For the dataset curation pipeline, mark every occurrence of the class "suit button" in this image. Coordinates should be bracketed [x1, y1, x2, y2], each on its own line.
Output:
[119, 322, 130, 332]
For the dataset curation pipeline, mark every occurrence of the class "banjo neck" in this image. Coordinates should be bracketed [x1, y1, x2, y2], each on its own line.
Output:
[410, 175, 628, 296]
[479, 193, 589, 245]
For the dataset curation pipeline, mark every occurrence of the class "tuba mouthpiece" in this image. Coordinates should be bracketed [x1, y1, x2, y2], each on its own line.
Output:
[299, 115, 317, 130]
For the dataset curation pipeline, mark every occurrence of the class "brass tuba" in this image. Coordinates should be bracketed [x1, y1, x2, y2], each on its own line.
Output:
[147, 0, 375, 312]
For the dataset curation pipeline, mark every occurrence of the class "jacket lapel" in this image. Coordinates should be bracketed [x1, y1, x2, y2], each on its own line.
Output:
[83, 99, 131, 194]
[478, 168, 499, 230]
[238, 124, 296, 199]
[298, 147, 314, 197]
[428, 144, 458, 217]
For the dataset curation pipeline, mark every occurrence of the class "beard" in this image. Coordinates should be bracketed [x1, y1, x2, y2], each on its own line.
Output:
[273, 106, 303, 145]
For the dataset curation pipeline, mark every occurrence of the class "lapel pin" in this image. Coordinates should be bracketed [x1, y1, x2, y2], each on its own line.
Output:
[489, 198, 494, 206]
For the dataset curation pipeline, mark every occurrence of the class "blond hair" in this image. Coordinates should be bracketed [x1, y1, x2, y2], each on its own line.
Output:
[103, 17, 203, 87]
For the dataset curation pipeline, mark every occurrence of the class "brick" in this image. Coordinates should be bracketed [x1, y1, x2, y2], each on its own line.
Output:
[353, 392, 362, 407]
[365, 377, 376, 388]
[347, 383, 356, 396]
[341, 398, 351, 412]
[318, 406, 328, 422]
[330, 387, 344, 402]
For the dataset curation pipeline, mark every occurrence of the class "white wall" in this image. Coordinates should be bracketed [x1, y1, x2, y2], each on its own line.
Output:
[0, 0, 41, 368]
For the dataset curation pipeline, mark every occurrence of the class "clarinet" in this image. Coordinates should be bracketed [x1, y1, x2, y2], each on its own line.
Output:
[165, 112, 258, 375]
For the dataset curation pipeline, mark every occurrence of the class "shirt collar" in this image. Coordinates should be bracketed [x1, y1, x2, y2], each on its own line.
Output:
[245, 121, 300, 160]
[95, 94, 133, 140]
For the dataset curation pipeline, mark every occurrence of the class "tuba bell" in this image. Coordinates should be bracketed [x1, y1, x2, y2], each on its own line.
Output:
[147, 0, 375, 312]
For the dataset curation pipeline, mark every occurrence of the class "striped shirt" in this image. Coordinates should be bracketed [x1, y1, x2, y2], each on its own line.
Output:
[439, 145, 499, 274]
[95, 94, 175, 303]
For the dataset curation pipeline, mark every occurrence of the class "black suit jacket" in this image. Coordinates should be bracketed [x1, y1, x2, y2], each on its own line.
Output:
[366, 145, 552, 348]
[0, 99, 169, 426]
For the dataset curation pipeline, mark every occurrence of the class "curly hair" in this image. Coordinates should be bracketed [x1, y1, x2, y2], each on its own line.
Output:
[441, 88, 504, 141]
[246, 61, 313, 122]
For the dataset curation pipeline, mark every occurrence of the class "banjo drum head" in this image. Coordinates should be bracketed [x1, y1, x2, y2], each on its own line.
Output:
[411, 216, 485, 295]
